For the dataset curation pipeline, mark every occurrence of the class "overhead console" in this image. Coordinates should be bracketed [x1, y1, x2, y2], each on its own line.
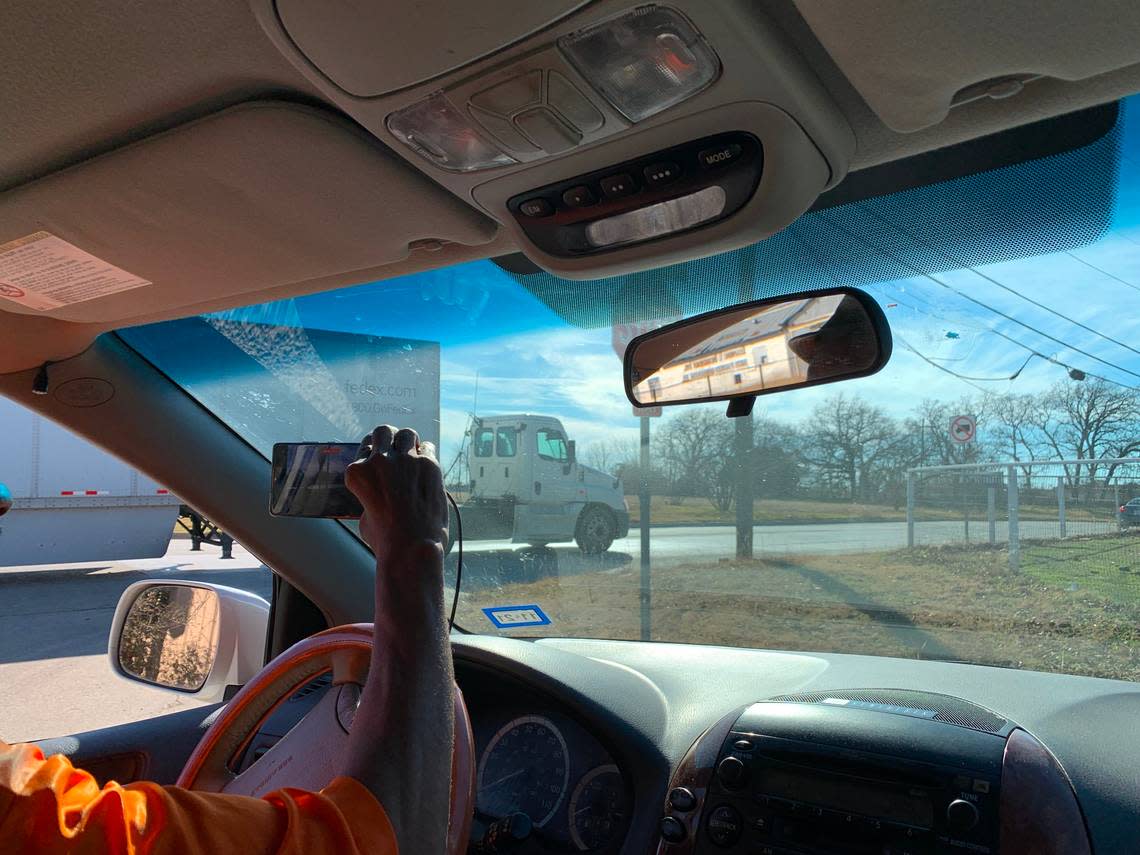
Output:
[254, 0, 855, 278]
[657, 690, 1091, 855]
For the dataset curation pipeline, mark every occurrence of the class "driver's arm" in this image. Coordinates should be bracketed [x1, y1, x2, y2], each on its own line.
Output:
[0, 424, 453, 854]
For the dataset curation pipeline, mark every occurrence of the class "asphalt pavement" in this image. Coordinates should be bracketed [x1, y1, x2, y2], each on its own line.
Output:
[456, 517, 1116, 580]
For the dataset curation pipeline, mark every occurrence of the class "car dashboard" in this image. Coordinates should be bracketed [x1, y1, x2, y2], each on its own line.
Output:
[452, 635, 1140, 855]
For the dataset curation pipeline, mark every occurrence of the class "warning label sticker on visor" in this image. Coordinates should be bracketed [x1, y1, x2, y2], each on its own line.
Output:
[0, 231, 151, 311]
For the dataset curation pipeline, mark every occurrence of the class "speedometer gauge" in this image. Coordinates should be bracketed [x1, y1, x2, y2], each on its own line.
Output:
[569, 764, 627, 851]
[478, 715, 570, 827]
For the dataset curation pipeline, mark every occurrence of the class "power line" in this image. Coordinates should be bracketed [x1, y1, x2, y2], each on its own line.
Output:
[895, 335, 989, 393]
[1064, 249, 1140, 295]
[815, 209, 1140, 383]
[945, 259, 1140, 359]
[787, 222, 1135, 389]
[849, 206, 1140, 380]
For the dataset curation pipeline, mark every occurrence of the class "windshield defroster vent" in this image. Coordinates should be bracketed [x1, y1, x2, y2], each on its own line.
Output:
[767, 688, 1009, 735]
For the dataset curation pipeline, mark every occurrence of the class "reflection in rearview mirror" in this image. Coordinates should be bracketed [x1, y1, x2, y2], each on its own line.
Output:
[624, 288, 891, 407]
[118, 585, 220, 691]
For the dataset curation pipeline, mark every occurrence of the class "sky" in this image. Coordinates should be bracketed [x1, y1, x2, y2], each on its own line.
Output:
[127, 97, 1140, 470]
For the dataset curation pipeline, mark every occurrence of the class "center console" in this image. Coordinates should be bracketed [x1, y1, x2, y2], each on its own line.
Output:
[657, 689, 1091, 855]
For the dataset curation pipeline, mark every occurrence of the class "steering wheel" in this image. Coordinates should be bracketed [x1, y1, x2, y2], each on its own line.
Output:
[177, 623, 474, 854]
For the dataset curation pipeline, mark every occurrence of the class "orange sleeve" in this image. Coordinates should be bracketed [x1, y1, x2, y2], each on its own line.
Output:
[0, 740, 398, 855]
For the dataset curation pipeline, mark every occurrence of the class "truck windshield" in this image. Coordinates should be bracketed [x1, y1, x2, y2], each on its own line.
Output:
[536, 429, 568, 462]
[120, 97, 1140, 682]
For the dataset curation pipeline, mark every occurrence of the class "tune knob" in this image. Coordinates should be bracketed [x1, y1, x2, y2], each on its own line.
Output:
[946, 799, 980, 833]
[717, 755, 748, 788]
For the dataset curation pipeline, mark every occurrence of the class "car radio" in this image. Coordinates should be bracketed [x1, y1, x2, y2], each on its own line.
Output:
[655, 690, 1076, 855]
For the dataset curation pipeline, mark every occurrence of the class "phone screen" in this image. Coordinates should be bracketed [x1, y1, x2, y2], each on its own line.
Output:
[270, 443, 364, 518]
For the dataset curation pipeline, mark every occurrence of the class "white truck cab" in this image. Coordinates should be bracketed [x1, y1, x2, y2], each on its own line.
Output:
[460, 414, 629, 553]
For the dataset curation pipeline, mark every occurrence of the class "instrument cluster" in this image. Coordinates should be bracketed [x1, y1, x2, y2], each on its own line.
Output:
[466, 690, 630, 853]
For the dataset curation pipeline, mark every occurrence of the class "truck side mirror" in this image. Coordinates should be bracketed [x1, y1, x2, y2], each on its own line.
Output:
[567, 440, 576, 464]
[109, 580, 269, 703]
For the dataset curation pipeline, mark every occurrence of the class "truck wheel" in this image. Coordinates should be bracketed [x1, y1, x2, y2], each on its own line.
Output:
[575, 505, 616, 554]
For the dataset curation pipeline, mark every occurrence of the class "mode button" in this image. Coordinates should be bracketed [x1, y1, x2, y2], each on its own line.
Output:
[698, 142, 744, 169]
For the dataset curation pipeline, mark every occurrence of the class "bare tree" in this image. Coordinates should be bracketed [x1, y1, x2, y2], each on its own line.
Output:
[583, 440, 612, 474]
[654, 409, 734, 507]
[1030, 379, 1140, 496]
[985, 391, 1040, 483]
[750, 418, 803, 499]
[800, 393, 903, 502]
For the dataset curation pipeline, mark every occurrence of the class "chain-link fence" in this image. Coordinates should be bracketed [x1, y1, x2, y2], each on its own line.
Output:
[906, 458, 1140, 603]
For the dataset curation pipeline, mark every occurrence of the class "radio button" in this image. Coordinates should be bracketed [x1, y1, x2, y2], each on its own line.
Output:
[659, 815, 686, 843]
[946, 798, 981, 833]
[750, 811, 773, 835]
[706, 805, 743, 848]
[717, 755, 748, 788]
[668, 787, 696, 812]
[888, 824, 933, 853]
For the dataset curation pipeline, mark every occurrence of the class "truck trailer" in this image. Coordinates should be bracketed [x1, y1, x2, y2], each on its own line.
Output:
[0, 395, 181, 566]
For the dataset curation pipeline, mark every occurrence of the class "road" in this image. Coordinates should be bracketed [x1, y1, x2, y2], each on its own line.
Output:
[456, 518, 1116, 582]
[0, 540, 270, 742]
[0, 517, 1113, 740]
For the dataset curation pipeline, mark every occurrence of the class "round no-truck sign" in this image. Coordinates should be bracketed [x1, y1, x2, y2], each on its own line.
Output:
[950, 414, 977, 444]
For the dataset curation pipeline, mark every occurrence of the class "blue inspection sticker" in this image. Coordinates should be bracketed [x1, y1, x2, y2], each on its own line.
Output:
[482, 604, 551, 629]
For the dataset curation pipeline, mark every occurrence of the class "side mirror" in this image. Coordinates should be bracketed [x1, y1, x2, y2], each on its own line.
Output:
[0, 482, 11, 517]
[567, 440, 577, 464]
[624, 287, 891, 409]
[108, 581, 269, 703]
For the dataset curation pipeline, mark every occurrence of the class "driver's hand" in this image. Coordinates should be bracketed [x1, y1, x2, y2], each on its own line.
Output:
[345, 425, 448, 555]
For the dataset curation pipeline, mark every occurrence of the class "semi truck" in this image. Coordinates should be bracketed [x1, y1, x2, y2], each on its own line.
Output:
[451, 414, 629, 553]
[0, 395, 182, 566]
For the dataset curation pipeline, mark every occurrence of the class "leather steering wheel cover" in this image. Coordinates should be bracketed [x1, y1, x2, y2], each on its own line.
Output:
[177, 624, 474, 853]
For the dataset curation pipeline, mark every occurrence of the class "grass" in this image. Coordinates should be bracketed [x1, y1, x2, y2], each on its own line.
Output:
[626, 495, 955, 525]
[623, 495, 1113, 527]
[1021, 534, 1140, 607]
[456, 536, 1140, 682]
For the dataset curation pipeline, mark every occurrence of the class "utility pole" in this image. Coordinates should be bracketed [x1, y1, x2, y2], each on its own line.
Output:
[639, 415, 651, 640]
[735, 416, 753, 558]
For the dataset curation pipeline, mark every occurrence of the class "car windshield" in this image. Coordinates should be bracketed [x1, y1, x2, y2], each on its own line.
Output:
[120, 98, 1140, 682]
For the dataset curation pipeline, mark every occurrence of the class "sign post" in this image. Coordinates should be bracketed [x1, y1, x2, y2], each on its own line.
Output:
[613, 318, 675, 641]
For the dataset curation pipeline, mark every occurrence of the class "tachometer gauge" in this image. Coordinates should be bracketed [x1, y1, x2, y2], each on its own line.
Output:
[569, 764, 627, 851]
[478, 715, 570, 827]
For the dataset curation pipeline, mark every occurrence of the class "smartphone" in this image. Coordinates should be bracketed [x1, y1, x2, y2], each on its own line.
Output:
[270, 442, 364, 518]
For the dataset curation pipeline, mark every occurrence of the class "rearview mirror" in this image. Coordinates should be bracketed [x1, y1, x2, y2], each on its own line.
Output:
[624, 287, 891, 408]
